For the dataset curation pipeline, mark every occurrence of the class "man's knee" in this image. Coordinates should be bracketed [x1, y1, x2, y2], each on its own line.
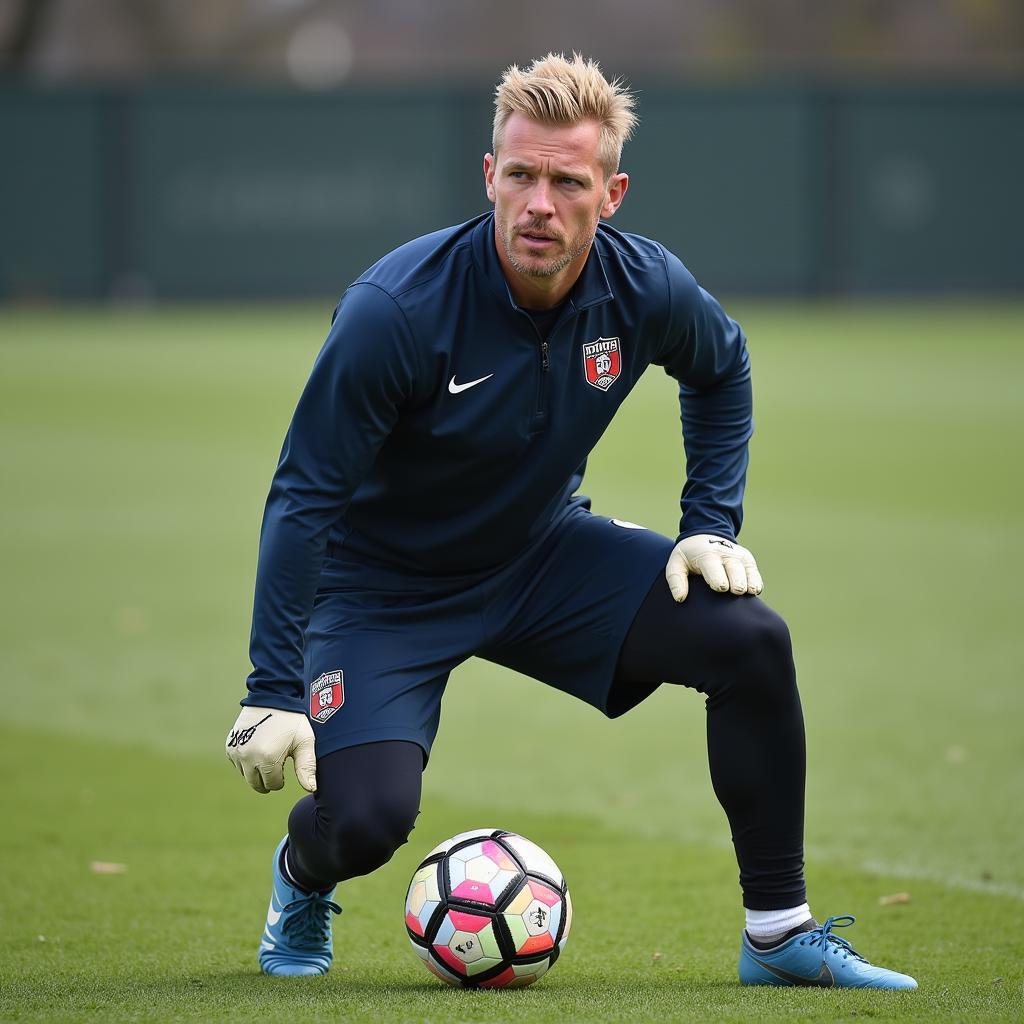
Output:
[724, 600, 797, 705]
[322, 792, 419, 879]
[746, 601, 793, 667]
[618, 578, 797, 702]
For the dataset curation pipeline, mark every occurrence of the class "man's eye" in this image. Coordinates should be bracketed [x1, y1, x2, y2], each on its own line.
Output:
[560, 177, 582, 186]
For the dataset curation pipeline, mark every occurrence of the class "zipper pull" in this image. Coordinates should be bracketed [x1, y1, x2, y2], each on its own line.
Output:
[541, 340, 550, 371]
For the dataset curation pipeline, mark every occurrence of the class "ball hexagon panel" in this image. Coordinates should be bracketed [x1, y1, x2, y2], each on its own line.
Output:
[502, 878, 531, 922]
[404, 863, 442, 938]
[510, 958, 553, 986]
[447, 929, 486, 965]
[502, 833, 564, 886]
[479, 958, 553, 988]
[431, 910, 504, 978]
[464, 854, 499, 884]
[447, 839, 521, 907]
[500, 877, 563, 956]
[522, 897, 555, 937]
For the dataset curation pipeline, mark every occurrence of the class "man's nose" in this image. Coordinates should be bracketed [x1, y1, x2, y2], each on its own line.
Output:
[526, 181, 555, 218]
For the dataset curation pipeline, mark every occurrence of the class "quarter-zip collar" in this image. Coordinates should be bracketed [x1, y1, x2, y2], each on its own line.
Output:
[471, 212, 614, 317]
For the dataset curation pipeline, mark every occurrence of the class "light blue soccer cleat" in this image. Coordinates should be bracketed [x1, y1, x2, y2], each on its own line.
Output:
[258, 836, 342, 976]
[739, 915, 918, 990]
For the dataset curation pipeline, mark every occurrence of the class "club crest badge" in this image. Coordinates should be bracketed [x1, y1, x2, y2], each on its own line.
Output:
[582, 337, 622, 391]
[309, 670, 344, 724]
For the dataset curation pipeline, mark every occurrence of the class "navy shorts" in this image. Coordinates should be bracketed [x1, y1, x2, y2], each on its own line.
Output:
[302, 507, 674, 760]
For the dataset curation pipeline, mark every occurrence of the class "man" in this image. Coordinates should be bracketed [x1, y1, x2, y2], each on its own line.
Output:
[226, 53, 916, 990]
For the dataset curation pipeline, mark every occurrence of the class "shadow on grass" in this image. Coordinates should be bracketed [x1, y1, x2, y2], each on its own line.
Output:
[2, 965, 942, 1024]
[129, 967, 718, 998]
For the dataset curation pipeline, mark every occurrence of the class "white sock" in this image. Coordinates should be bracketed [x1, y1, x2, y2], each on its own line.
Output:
[745, 903, 812, 944]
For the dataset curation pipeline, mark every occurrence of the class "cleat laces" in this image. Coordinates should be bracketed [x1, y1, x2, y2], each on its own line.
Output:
[798, 915, 868, 968]
[279, 892, 342, 949]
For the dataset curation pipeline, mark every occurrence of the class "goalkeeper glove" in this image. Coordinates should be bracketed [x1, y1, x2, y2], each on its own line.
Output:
[665, 534, 764, 603]
[225, 706, 317, 794]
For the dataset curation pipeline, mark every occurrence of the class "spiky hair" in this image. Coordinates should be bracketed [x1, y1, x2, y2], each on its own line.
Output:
[492, 53, 637, 175]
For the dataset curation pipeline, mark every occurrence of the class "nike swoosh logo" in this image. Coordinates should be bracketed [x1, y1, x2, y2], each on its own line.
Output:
[749, 954, 834, 987]
[448, 374, 494, 394]
[267, 900, 282, 926]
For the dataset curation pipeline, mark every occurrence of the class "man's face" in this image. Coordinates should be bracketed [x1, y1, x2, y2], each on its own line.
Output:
[484, 114, 628, 305]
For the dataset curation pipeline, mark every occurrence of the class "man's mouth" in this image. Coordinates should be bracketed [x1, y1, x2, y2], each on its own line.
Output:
[517, 230, 557, 244]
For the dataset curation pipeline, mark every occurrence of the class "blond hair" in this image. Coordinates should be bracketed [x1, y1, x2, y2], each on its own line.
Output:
[492, 53, 637, 176]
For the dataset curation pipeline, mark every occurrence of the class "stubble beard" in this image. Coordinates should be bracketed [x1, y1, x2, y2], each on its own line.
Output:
[498, 216, 596, 280]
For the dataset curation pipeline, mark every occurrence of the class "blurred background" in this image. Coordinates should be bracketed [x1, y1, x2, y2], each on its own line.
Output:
[1, 0, 1022, 299]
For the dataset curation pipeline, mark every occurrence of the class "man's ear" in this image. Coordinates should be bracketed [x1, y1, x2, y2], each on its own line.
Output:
[484, 153, 496, 203]
[601, 172, 629, 219]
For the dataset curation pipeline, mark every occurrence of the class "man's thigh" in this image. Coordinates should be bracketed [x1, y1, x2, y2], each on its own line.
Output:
[302, 559, 486, 761]
[615, 568, 793, 697]
[479, 509, 673, 717]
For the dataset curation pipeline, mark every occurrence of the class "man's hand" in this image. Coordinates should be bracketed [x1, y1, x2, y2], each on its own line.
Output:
[665, 534, 764, 602]
[225, 707, 317, 794]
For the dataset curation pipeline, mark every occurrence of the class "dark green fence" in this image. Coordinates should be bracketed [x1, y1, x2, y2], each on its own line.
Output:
[1, 84, 1021, 298]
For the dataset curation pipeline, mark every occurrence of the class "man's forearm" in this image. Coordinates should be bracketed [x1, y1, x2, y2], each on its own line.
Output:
[677, 365, 753, 540]
[244, 490, 334, 711]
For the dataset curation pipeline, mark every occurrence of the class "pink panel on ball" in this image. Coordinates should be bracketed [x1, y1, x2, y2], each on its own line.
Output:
[406, 911, 424, 937]
[482, 840, 517, 870]
[478, 966, 516, 989]
[451, 880, 495, 904]
[448, 909, 491, 933]
[528, 880, 561, 907]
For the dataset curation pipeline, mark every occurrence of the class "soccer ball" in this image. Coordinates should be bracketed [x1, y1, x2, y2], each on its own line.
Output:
[404, 828, 572, 988]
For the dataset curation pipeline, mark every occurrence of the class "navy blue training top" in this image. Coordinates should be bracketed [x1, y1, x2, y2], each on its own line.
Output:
[245, 212, 752, 712]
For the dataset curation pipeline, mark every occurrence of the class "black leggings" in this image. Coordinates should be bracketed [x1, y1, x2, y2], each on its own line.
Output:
[614, 575, 806, 911]
[287, 740, 423, 890]
[287, 575, 806, 911]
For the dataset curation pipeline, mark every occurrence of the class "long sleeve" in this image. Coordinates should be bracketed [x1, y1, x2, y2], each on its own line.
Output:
[655, 249, 753, 542]
[243, 284, 418, 711]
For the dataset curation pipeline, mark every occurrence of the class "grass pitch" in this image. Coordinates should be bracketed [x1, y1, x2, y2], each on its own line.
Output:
[1, 301, 1022, 1022]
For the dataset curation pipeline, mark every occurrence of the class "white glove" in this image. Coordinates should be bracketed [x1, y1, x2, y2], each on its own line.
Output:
[665, 534, 764, 603]
[225, 706, 317, 795]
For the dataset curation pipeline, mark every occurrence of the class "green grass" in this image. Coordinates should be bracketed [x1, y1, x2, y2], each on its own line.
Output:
[1, 301, 1022, 1022]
